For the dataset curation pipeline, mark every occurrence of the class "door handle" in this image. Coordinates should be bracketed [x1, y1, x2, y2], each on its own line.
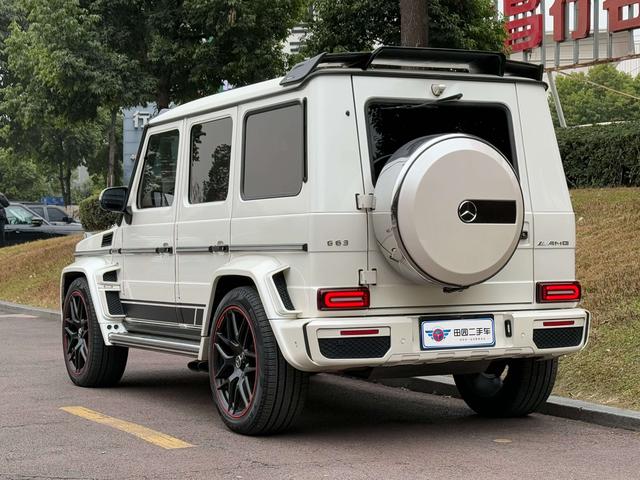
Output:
[155, 245, 174, 254]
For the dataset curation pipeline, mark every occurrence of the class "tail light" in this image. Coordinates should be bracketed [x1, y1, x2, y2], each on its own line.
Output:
[317, 288, 370, 310]
[537, 282, 581, 303]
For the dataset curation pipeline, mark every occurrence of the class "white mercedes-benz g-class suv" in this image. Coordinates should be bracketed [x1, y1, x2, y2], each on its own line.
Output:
[61, 47, 589, 435]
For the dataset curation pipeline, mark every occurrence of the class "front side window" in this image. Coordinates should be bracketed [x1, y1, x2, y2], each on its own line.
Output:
[189, 118, 233, 204]
[138, 130, 180, 208]
[242, 103, 304, 200]
[6, 205, 37, 225]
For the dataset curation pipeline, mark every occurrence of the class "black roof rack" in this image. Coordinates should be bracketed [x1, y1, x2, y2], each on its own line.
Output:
[280, 46, 543, 86]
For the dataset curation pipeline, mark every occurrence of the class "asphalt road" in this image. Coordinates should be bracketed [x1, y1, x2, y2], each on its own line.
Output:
[1, 308, 640, 480]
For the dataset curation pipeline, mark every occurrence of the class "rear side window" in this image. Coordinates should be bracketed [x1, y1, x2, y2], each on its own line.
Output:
[189, 118, 233, 204]
[242, 103, 305, 200]
[138, 130, 180, 208]
[366, 102, 515, 183]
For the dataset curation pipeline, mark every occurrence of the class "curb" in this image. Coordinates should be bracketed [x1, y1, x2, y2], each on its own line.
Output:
[376, 375, 640, 432]
[0, 300, 59, 321]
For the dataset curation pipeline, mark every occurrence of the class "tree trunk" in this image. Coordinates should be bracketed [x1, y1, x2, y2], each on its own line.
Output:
[400, 0, 429, 47]
[157, 76, 170, 110]
[64, 156, 72, 206]
[58, 158, 66, 207]
[107, 108, 117, 187]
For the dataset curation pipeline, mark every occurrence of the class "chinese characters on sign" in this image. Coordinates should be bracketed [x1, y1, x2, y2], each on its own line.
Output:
[505, 0, 640, 53]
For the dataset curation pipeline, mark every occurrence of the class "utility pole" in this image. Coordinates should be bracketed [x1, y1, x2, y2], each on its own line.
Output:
[400, 0, 429, 47]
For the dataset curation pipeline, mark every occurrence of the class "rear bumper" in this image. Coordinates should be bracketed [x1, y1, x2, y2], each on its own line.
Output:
[270, 308, 590, 372]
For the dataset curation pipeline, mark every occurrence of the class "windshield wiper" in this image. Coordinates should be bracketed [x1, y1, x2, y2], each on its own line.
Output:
[381, 93, 464, 110]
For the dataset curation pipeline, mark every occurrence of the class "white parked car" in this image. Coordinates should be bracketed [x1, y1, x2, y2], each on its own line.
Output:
[61, 47, 589, 435]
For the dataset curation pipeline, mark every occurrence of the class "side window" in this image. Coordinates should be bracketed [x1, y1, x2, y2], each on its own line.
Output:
[48, 207, 67, 222]
[242, 103, 304, 200]
[138, 130, 180, 209]
[31, 206, 45, 218]
[189, 118, 232, 204]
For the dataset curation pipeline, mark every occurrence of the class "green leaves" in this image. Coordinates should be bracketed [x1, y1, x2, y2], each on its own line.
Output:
[552, 65, 640, 127]
[557, 122, 640, 188]
[303, 0, 507, 56]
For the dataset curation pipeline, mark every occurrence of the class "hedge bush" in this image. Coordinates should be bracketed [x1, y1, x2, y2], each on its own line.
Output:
[79, 194, 119, 232]
[556, 122, 640, 187]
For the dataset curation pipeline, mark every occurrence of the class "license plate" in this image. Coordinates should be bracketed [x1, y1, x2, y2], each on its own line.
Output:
[420, 317, 495, 350]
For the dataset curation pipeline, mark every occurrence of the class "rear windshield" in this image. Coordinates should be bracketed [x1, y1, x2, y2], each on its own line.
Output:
[366, 101, 515, 183]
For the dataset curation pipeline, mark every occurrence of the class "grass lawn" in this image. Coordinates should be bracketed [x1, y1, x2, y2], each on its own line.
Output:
[0, 235, 80, 310]
[554, 188, 640, 410]
[0, 188, 638, 410]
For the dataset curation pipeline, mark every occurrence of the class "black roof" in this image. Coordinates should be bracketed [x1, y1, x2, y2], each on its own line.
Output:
[281, 46, 543, 86]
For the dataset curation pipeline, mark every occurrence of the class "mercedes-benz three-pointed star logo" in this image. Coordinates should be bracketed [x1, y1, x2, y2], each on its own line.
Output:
[458, 200, 478, 223]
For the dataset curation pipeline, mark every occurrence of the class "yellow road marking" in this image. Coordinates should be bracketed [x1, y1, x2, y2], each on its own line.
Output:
[60, 406, 194, 450]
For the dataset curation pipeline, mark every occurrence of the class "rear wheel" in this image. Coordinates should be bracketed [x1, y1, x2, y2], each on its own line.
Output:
[453, 358, 557, 417]
[209, 286, 308, 435]
[62, 278, 128, 387]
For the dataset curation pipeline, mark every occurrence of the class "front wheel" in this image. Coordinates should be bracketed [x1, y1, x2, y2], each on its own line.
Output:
[454, 358, 557, 417]
[208, 286, 308, 435]
[62, 278, 128, 387]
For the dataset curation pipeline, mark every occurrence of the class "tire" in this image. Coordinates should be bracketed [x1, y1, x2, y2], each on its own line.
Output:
[208, 286, 308, 435]
[453, 358, 557, 417]
[62, 277, 128, 387]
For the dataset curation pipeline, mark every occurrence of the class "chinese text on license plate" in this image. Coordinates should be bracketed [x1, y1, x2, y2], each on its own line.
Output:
[420, 317, 495, 350]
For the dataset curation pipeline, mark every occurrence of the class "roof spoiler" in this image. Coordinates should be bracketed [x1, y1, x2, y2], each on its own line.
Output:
[280, 46, 544, 86]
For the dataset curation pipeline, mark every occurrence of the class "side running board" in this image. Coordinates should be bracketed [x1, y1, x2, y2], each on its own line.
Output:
[109, 333, 200, 357]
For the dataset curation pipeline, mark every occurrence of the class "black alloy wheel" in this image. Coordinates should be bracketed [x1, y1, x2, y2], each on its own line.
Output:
[63, 290, 90, 376]
[208, 286, 308, 435]
[62, 278, 128, 387]
[211, 306, 258, 418]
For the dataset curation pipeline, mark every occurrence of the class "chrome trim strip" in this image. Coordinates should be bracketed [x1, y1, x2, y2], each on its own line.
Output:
[175, 246, 212, 253]
[74, 249, 111, 257]
[120, 299, 206, 308]
[230, 243, 308, 252]
[109, 332, 199, 356]
[120, 247, 167, 254]
[124, 317, 201, 330]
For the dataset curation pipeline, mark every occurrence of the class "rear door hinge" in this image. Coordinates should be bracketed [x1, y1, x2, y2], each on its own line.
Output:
[356, 193, 376, 211]
[358, 268, 377, 286]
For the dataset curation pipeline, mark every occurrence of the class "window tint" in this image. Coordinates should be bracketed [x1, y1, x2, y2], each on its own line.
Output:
[190, 118, 232, 204]
[242, 103, 304, 200]
[48, 207, 67, 222]
[138, 130, 180, 208]
[6, 205, 36, 225]
[31, 206, 45, 218]
[366, 102, 515, 184]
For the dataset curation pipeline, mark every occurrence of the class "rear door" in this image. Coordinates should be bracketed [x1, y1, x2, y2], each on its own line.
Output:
[175, 108, 236, 327]
[352, 75, 534, 310]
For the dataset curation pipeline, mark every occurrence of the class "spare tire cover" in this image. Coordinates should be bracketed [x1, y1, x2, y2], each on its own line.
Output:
[373, 134, 524, 288]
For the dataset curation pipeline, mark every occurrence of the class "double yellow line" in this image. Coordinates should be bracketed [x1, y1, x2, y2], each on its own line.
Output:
[61, 406, 194, 450]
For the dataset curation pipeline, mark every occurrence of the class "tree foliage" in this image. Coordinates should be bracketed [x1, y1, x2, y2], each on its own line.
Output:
[78, 194, 119, 231]
[551, 65, 640, 127]
[0, 0, 306, 203]
[557, 122, 640, 187]
[303, 0, 507, 55]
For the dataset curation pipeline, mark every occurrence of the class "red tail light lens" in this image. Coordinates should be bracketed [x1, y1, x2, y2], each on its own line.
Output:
[537, 282, 581, 303]
[317, 288, 370, 310]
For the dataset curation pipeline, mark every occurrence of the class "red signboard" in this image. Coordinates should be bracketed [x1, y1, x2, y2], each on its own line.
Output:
[505, 0, 640, 53]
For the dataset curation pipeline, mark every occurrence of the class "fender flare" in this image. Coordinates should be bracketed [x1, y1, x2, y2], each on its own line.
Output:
[61, 257, 123, 346]
[202, 255, 300, 337]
